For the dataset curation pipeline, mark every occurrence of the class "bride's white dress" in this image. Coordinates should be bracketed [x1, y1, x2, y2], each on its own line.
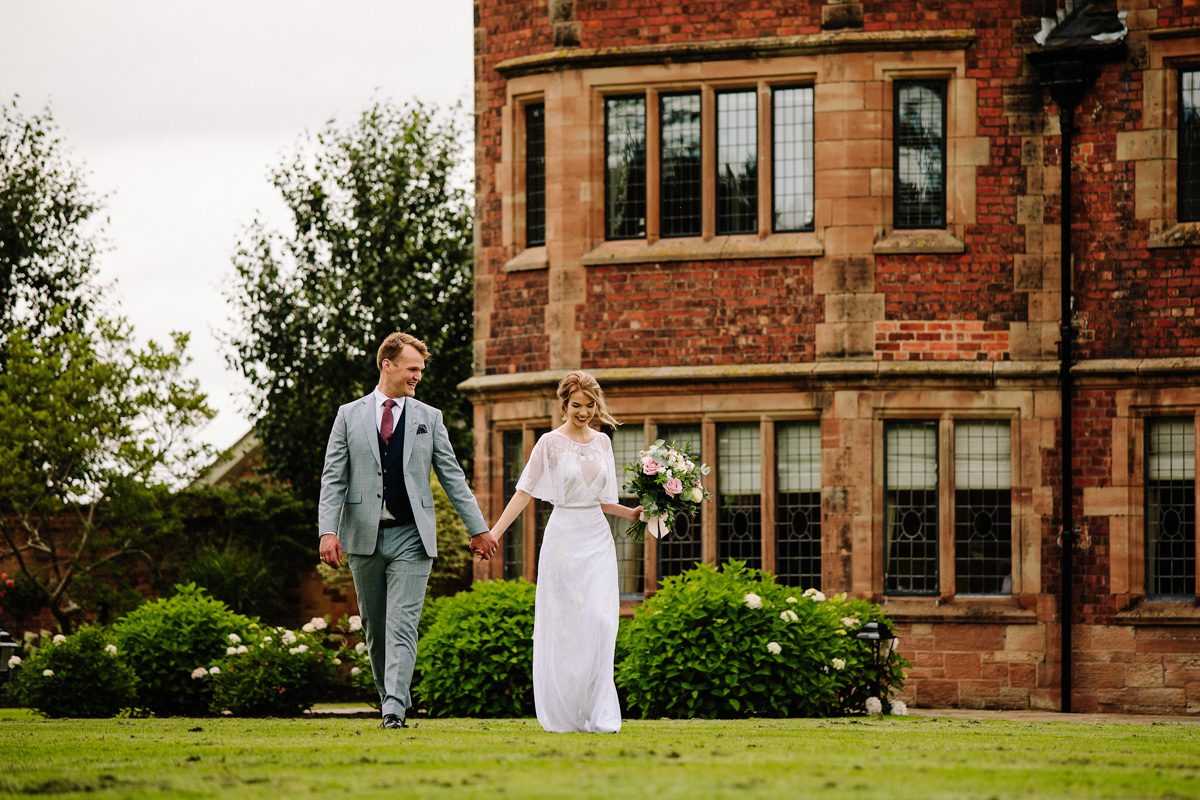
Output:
[517, 429, 622, 733]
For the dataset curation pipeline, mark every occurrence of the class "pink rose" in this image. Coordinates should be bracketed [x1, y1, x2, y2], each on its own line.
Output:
[642, 458, 662, 476]
[664, 477, 684, 497]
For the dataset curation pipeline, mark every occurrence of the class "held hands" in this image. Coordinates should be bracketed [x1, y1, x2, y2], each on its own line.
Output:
[469, 530, 499, 561]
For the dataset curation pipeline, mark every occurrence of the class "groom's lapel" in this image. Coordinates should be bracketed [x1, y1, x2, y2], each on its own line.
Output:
[354, 395, 381, 467]
[402, 401, 424, 470]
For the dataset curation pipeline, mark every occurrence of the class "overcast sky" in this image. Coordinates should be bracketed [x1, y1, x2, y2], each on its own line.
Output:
[0, 0, 474, 453]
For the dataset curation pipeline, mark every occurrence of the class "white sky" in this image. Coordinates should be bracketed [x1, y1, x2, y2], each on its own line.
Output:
[0, 0, 474, 454]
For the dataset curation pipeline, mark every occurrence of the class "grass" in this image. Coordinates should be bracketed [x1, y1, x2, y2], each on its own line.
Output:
[1, 709, 1198, 800]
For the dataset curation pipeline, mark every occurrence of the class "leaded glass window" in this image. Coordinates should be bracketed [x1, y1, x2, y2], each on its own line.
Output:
[502, 430, 525, 580]
[657, 424, 703, 581]
[772, 86, 815, 233]
[1180, 71, 1200, 222]
[605, 96, 647, 240]
[660, 92, 702, 238]
[894, 81, 946, 229]
[610, 425, 645, 598]
[525, 103, 546, 247]
[718, 423, 761, 569]
[716, 90, 758, 235]
[954, 421, 1012, 595]
[1146, 418, 1196, 599]
[885, 421, 939, 596]
[775, 421, 821, 588]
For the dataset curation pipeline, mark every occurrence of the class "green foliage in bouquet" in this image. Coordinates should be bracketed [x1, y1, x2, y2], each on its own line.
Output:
[616, 561, 907, 718]
[112, 583, 254, 716]
[415, 579, 536, 717]
[10, 627, 137, 718]
[205, 625, 338, 716]
[621, 439, 712, 541]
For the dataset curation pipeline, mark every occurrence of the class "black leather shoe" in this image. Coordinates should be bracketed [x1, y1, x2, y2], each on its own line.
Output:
[381, 714, 408, 729]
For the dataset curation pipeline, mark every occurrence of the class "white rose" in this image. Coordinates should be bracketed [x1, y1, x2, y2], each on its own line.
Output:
[766, 641, 782, 655]
[105, 644, 118, 655]
[42, 669, 54, 677]
[52, 634, 66, 645]
[890, 700, 908, 716]
[209, 666, 221, 675]
[348, 615, 362, 632]
[832, 658, 846, 671]
[350, 667, 362, 677]
[228, 633, 241, 644]
[226, 646, 238, 655]
[355, 642, 367, 654]
[865, 697, 883, 715]
[7, 656, 21, 669]
[743, 593, 763, 609]
[191, 667, 208, 679]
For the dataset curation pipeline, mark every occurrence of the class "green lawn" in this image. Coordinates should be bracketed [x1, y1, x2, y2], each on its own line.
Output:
[1, 709, 1197, 799]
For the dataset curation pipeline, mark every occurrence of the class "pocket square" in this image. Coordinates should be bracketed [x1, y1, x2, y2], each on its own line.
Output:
[416, 424, 429, 435]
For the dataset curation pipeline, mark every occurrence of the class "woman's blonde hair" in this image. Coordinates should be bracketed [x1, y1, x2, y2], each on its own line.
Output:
[557, 371, 620, 428]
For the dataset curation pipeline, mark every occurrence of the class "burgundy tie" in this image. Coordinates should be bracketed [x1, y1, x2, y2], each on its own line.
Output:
[381, 399, 396, 445]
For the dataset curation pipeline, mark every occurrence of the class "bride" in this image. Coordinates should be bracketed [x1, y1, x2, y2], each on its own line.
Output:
[485, 371, 642, 733]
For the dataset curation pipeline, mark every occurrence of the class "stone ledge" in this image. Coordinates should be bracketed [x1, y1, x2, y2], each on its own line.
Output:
[504, 246, 550, 272]
[881, 596, 1039, 625]
[581, 233, 824, 266]
[1148, 221, 1200, 249]
[873, 229, 966, 254]
[496, 29, 976, 77]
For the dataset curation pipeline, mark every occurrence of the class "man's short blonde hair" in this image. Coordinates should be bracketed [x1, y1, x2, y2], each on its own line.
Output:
[376, 332, 430, 369]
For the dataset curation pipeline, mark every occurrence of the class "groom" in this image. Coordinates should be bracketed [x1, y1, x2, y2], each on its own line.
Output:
[318, 332, 498, 729]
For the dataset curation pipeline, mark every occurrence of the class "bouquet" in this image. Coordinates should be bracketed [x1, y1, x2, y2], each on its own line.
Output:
[621, 439, 712, 541]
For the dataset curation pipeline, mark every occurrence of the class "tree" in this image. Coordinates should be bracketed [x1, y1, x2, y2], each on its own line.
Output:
[224, 99, 475, 505]
[0, 316, 214, 632]
[0, 98, 105, 359]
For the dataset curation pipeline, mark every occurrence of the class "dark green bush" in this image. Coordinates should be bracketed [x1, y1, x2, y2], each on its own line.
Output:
[616, 561, 907, 718]
[112, 583, 254, 716]
[206, 625, 337, 716]
[414, 579, 536, 717]
[176, 545, 284, 618]
[10, 627, 137, 718]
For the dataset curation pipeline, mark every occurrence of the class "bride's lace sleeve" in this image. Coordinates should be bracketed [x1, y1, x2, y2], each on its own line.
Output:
[599, 434, 619, 505]
[516, 434, 563, 505]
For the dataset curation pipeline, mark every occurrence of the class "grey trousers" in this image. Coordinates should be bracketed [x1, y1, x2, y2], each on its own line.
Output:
[348, 522, 432, 718]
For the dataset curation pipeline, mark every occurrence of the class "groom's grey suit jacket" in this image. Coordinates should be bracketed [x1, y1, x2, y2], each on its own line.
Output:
[317, 393, 487, 557]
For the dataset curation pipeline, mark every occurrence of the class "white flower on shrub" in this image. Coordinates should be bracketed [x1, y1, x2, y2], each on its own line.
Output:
[209, 666, 221, 675]
[332, 658, 342, 666]
[105, 644, 118, 655]
[355, 641, 367, 655]
[841, 617, 859, 628]
[228, 633, 242, 644]
[350, 667, 362, 677]
[288, 643, 309, 654]
[766, 641, 782, 655]
[281, 630, 298, 646]
[743, 593, 763, 609]
[348, 615, 362, 632]
[236, 645, 248, 654]
[786, 597, 798, 604]
[780, 609, 799, 623]
[802, 588, 826, 602]
[890, 700, 908, 716]
[301, 616, 327, 633]
[865, 696, 883, 715]
[7, 655, 21, 669]
[832, 658, 846, 671]
[263, 636, 272, 644]
[52, 634, 66, 645]
[42, 669, 54, 677]
[191, 667, 209, 679]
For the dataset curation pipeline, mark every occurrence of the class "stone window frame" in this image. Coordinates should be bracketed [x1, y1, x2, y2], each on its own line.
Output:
[1106, 391, 1200, 622]
[1133, 31, 1200, 249]
[500, 91, 549, 273]
[872, 400, 1036, 620]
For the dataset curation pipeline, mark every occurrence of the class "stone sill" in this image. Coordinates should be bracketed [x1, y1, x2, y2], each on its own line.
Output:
[503, 246, 549, 272]
[880, 595, 1038, 625]
[1148, 222, 1200, 250]
[874, 229, 966, 254]
[1115, 598, 1200, 625]
[581, 233, 823, 266]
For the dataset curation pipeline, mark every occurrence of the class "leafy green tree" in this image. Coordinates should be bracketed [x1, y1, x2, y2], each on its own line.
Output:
[224, 99, 475, 505]
[0, 97, 105, 359]
[0, 316, 214, 632]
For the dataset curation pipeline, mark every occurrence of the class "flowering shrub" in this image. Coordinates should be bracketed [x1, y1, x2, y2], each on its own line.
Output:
[205, 624, 339, 716]
[9, 627, 136, 718]
[621, 439, 712, 540]
[414, 579, 536, 717]
[112, 583, 254, 716]
[616, 561, 907, 718]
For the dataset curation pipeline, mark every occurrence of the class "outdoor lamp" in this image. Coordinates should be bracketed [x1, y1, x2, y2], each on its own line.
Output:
[0, 628, 17, 682]
[853, 619, 896, 699]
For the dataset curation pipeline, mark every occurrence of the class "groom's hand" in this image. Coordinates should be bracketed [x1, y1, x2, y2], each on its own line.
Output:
[470, 531, 498, 561]
[319, 533, 343, 568]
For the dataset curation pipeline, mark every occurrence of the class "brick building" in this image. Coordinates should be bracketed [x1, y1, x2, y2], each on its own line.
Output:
[463, 0, 1200, 715]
